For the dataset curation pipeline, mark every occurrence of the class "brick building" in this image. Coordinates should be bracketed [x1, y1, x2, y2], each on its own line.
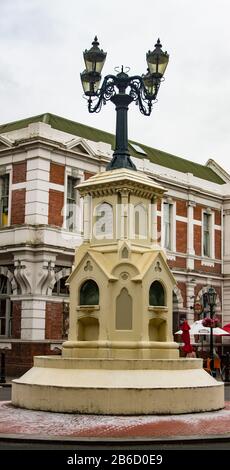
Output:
[0, 113, 230, 374]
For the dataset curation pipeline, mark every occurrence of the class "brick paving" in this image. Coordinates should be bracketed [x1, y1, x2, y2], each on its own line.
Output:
[0, 401, 230, 440]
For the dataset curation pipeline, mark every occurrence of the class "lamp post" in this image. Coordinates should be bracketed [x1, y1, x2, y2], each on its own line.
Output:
[206, 286, 217, 374]
[80, 37, 169, 171]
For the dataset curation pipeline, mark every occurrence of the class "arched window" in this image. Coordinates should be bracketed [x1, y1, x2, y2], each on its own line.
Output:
[134, 204, 147, 239]
[0, 274, 12, 336]
[149, 280, 165, 306]
[52, 276, 69, 296]
[80, 280, 99, 305]
[94, 203, 113, 239]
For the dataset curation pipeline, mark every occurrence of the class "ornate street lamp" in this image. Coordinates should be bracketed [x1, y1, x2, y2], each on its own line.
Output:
[206, 286, 217, 373]
[80, 36, 169, 171]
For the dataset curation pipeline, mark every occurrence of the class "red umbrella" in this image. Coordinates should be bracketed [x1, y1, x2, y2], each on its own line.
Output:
[223, 323, 230, 334]
[181, 320, 193, 354]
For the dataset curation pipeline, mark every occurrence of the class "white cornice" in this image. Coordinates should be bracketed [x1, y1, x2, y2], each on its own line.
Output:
[77, 168, 166, 199]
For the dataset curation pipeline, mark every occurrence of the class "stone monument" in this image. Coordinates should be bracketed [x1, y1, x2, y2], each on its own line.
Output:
[12, 167, 224, 414]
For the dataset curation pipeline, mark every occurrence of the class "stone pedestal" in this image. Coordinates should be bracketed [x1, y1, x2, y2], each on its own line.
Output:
[12, 356, 224, 414]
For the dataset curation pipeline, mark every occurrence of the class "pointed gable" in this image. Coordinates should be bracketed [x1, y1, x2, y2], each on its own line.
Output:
[65, 137, 96, 156]
[132, 250, 176, 285]
[0, 135, 14, 150]
[67, 250, 116, 284]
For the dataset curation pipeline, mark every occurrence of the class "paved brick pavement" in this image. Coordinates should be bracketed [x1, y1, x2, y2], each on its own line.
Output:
[0, 401, 230, 440]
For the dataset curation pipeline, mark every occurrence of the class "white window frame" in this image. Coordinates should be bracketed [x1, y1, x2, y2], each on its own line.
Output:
[64, 169, 83, 233]
[0, 173, 10, 227]
[162, 200, 176, 252]
[202, 210, 214, 258]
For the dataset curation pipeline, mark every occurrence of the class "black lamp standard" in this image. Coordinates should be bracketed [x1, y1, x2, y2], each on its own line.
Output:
[207, 287, 217, 373]
[80, 37, 169, 171]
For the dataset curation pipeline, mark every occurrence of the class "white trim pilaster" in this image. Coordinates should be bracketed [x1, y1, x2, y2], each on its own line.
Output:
[151, 198, 158, 245]
[21, 299, 46, 340]
[187, 200, 195, 270]
[83, 194, 92, 242]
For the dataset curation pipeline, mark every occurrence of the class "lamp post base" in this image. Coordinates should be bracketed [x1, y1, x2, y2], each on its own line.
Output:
[106, 153, 137, 171]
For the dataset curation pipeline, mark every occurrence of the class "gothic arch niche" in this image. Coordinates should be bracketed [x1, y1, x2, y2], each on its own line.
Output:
[116, 288, 132, 330]
[79, 280, 99, 305]
[149, 280, 165, 306]
[118, 242, 131, 260]
[134, 203, 147, 240]
[148, 280, 167, 341]
[77, 316, 99, 341]
[94, 202, 113, 239]
[121, 247, 129, 258]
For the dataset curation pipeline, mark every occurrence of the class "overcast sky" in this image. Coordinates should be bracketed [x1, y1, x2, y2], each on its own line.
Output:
[0, 0, 230, 173]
